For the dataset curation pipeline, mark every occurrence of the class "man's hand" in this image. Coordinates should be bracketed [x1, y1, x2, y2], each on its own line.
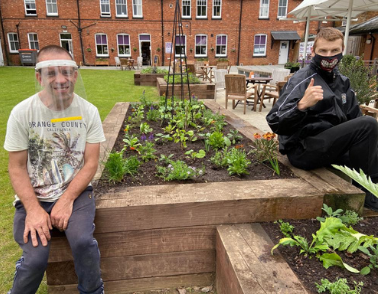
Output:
[24, 206, 52, 247]
[51, 196, 74, 231]
[298, 78, 324, 111]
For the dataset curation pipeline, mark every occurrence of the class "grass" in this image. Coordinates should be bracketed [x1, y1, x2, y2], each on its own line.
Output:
[0, 66, 159, 293]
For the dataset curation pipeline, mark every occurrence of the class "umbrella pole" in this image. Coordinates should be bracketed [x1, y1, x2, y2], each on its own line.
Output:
[343, 0, 354, 55]
[302, 10, 311, 68]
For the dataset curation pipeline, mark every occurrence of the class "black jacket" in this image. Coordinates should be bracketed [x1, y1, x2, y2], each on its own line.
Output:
[266, 61, 362, 154]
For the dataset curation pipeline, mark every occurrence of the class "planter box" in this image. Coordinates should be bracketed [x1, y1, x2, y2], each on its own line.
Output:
[157, 77, 215, 99]
[46, 102, 364, 294]
[95, 60, 109, 66]
[134, 71, 166, 86]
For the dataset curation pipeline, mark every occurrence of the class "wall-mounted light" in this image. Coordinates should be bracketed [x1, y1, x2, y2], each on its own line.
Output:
[366, 39, 372, 44]
[61, 25, 67, 29]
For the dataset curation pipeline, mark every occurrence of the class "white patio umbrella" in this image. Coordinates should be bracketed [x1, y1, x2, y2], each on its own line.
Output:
[285, 0, 378, 56]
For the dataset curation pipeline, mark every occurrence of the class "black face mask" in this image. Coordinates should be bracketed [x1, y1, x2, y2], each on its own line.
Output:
[313, 53, 343, 72]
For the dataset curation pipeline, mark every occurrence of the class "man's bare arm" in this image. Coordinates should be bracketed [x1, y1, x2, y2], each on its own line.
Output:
[8, 151, 52, 247]
[50, 142, 100, 231]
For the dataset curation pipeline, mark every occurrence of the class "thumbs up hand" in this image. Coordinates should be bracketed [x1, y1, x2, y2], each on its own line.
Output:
[298, 78, 323, 111]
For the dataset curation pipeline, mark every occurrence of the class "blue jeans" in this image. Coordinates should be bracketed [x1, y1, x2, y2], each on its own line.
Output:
[8, 187, 104, 294]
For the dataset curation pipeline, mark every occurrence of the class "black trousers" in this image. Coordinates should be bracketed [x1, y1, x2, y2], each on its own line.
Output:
[287, 116, 378, 180]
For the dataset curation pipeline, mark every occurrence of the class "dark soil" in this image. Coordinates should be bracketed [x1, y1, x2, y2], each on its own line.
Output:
[95, 105, 296, 196]
[262, 218, 378, 293]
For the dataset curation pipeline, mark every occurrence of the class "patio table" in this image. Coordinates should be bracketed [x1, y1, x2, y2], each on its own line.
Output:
[200, 65, 215, 83]
[245, 77, 273, 110]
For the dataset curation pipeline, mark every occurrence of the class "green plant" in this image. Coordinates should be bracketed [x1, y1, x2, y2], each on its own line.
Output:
[316, 278, 363, 294]
[227, 129, 243, 144]
[86, 47, 92, 52]
[316, 204, 344, 222]
[123, 156, 140, 176]
[155, 133, 172, 143]
[210, 148, 229, 168]
[225, 147, 251, 176]
[139, 142, 157, 162]
[156, 160, 204, 181]
[122, 135, 141, 152]
[164, 73, 201, 84]
[252, 132, 280, 175]
[339, 55, 378, 105]
[104, 152, 126, 183]
[146, 106, 161, 122]
[359, 244, 378, 275]
[185, 149, 206, 159]
[133, 47, 137, 52]
[156, 47, 161, 52]
[207, 131, 231, 150]
[275, 219, 295, 238]
[317, 204, 363, 226]
[140, 122, 153, 135]
[284, 61, 300, 68]
[158, 153, 174, 164]
[141, 67, 168, 74]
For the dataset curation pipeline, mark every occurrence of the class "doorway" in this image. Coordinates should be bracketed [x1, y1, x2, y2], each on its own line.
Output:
[60, 33, 73, 58]
[278, 41, 289, 64]
[0, 38, 4, 66]
[139, 34, 151, 66]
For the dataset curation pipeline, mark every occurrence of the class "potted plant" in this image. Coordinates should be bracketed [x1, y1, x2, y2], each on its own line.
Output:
[86, 47, 92, 52]
[284, 61, 300, 73]
[156, 47, 161, 52]
[133, 47, 138, 52]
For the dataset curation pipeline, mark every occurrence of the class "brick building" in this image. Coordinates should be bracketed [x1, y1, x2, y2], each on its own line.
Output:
[0, 0, 326, 67]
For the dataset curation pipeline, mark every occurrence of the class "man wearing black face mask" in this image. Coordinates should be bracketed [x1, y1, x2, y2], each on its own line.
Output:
[266, 27, 378, 211]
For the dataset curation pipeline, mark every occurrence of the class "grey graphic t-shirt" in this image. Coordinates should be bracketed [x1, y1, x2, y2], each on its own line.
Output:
[4, 93, 105, 202]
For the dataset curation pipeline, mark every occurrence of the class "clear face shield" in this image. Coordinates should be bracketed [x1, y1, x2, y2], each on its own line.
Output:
[35, 60, 87, 112]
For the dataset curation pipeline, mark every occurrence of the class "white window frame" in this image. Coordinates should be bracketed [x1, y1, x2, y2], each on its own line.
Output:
[182, 0, 191, 18]
[215, 34, 227, 57]
[277, 0, 287, 18]
[196, 0, 207, 18]
[212, 0, 221, 18]
[175, 35, 186, 57]
[24, 0, 37, 15]
[100, 0, 111, 17]
[117, 34, 131, 57]
[116, 0, 128, 17]
[28, 33, 39, 50]
[132, 0, 143, 18]
[8, 33, 19, 53]
[259, 0, 269, 19]
[253, 34, 267, 57]
[95, 33, 109, 56]
[195, 34, 207, 57]
[46, 0, 58, 16]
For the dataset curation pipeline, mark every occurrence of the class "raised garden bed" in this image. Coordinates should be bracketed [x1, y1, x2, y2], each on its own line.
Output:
[46, 101, 365, 294]
[157, 77, 215, 99]
[134, 71, 166, 86]
[95, 59, 109, 66]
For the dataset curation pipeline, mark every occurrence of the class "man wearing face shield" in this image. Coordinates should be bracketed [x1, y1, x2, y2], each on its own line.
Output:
[266, 27, 378, 211]
[4, 45, 105, 294]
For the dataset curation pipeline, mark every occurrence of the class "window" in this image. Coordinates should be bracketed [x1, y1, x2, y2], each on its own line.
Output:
[175, 35, 186, 57]
[259, 0, 269, 18]
[216, 35, 227, 56]
[24, 0, 37, 15]
[212, 0, 221, 18]
[195, 35, 207, 57]
[46, 0, 58, 15]
[28, 33, 39, 50]
[95, 34, 109, 56]
[196, 0, 207, 18]
[100, 0, 111, 16]
[117, 34, 130, 56]
[133, 0, 143, 17]
[277, 0, 287, 18]
[116, 0, 127, 17]
[182, 0, 191, 18]
[8, 33, 19, 53]
[253, 34, 267, 56]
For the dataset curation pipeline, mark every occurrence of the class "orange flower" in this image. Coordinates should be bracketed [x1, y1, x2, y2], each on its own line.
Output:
[254, 133, 261, 139]
[130, 147, 136, 151]
[235, 144, 244, 149]
[124, 128, 128, 132]
[210, 120, 215, 124]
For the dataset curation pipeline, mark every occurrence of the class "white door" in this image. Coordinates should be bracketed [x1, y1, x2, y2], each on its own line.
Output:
[0, 39, 4, 66]
[278, 41, 289, 64]
[60, 33, 73, 58]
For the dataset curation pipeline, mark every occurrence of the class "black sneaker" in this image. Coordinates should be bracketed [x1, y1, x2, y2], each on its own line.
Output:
[364, 191, 378, 212]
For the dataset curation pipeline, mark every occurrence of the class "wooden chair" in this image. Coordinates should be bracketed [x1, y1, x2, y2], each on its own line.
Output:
[225, 74, 257, 114]
[194, 60, 205, 79]
[258, 81, 286, 112]
[120, 58, 129, 70]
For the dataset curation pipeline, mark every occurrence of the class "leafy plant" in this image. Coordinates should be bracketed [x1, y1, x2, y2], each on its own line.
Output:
[275, 219, 295, 238]
[227, 129, 243, 144]
[339, 210, 363, 226]
[104, 152, 126, 183]
[140, 122, 153, 135]
[158, 154, 174, 164]
[185, 149, 206, 159]
[210, 149, 229, 168]
[139, 142, 157, 162]
[156, 160, 204, 181]
[141, 67, 168, 74]
[252, 132, 280, 175]
[123, 156, 140, 176]
[317, 204, 344, 222]
[207, 131, 231, 150]
[164, 73, 201, 84]
[225, 147, 251, 176]
[123, 135, 141, 152]
[146, 106, 161, 122]
[339, 55, 378, 105]
[359, 244, 378, 275]
[316, 278, 363, 294]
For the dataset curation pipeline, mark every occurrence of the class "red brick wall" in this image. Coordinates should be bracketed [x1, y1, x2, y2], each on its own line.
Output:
[0, 0, 331, 66]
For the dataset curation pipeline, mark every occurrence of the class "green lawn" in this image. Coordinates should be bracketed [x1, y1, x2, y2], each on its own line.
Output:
[0, 67, 159, 293]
